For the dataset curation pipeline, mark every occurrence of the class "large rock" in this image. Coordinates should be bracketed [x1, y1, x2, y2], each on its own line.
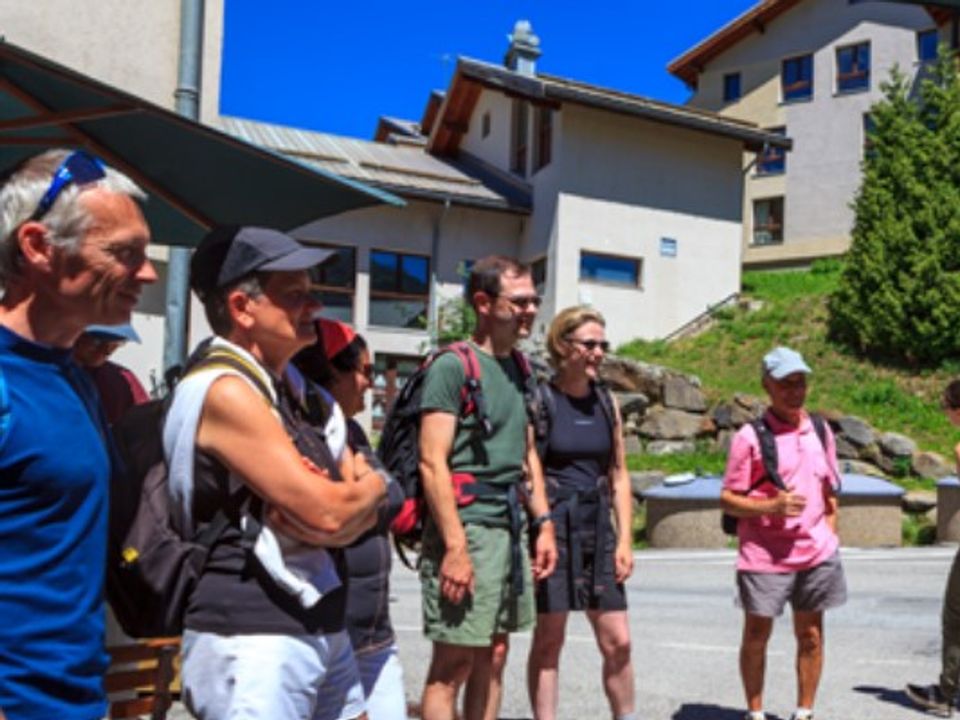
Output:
[716, 429, 736, 454]
[616, 392, 650, 427]
[600, 358, 666, 401]
[858, 442, 884, 467]
[714, 394, 764, 429]
[835, 416, 875, 448]
[623, 433, 644, 456]
[639, 407, 711, 440]
[834, 435, 860, 460]
[912, 451, 953, 480]
[839, 459, 886, 477]
[662, 375, 708, 413]
[646, 440, 697, 456]
[879, 432, 918, 458]
[903, 490, 937, 514]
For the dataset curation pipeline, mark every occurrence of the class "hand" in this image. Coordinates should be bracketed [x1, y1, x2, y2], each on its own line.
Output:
[532, 522, 558, 580]
[773, 489, 806, 517]
[439, 545, 475, 605]
[614, 541, 634, 584]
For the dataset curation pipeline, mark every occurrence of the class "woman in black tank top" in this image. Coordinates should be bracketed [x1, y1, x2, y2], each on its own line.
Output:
[527, 306, 637, 720]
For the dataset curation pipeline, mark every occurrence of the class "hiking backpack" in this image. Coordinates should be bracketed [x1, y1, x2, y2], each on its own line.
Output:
[378, 341, 535, 564]
[721, 413, 833, 535]
[107, 346, 271, 638]
[531, 379, 618, 462]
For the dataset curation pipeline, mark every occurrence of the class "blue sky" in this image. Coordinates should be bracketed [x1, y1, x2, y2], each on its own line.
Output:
[220, 1, 758, 139]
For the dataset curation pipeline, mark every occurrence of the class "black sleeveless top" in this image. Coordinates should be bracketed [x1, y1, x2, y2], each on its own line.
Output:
[185, 378, 347, 636]
[542, 384, 614, 493]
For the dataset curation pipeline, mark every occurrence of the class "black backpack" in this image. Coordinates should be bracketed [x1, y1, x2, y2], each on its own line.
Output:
[107, 346, 271, 638]
[531, 379, 618, 461]
[378, 340, 534, 564]
[721, 413, 832, 535]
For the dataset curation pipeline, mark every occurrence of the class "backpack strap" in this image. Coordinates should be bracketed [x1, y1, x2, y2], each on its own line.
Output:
[533, 380, 557, 459]
[189, 350, 273, 404]
[750, 416, 787, 492]
[810, 413, 842, 493]
[444, 341, 492, 437]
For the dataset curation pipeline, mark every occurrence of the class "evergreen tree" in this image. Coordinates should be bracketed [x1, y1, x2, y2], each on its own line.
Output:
[828, 50, 960, 366]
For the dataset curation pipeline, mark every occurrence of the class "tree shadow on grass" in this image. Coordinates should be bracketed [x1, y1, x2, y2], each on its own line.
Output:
[671, 703, 785, 720]
[852, 684, 924, 713]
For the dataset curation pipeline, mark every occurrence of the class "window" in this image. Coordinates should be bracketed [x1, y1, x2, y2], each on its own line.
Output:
[510, 100, 528, 176]
[309, 245, 355, 323]
[368, 250, 430, 329]
[756, 127, 787, 175]
[862, 113, 876, 160]
[579, 252, 641, 287]
[530, 256, 547, 294]
[782, 54, 813, 102]
[660, 238, 678, 258]
[836, 42, 870, 93]
[723, 72, 742, 102]
[481, 112, 491, 139]
[371, 353, 421, 430]
[533, 107, 552, 172]
[918, 29, 939, 63]
[753, 197, 784, 246]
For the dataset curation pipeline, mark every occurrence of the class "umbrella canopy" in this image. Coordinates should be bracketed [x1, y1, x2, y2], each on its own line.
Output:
[0, 40, 403, 246]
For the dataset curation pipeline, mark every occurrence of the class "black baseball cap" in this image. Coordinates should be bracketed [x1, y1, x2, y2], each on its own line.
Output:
[190, 225, 333, 300]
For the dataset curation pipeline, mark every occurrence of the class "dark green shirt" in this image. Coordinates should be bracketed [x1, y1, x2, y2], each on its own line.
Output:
[420, 343, 528, 523]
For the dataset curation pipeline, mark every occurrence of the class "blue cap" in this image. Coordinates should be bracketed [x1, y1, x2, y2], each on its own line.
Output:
[762, 346, 811, 379]
[84, 323, 141, 343]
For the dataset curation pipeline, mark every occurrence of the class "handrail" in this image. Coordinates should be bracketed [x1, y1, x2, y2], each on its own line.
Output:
[662, 291, 739, 343]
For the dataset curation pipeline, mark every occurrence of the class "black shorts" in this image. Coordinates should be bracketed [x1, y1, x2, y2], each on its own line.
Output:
[535, 518, 627, 613]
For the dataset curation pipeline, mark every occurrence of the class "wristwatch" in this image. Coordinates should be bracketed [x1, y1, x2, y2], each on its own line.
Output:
[531, 512, 553, 530]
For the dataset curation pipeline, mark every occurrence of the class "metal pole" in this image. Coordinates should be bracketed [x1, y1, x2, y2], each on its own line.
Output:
[163, 0, 205, 373]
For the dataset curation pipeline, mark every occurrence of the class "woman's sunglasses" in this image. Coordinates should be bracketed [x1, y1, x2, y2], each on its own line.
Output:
[566, 338, 610, 352]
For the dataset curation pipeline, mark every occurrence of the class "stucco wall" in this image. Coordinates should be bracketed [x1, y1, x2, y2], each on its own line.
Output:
[459, 88, 515, 171]
[548, 105, 743, 346]
[685, 0, 933, 265]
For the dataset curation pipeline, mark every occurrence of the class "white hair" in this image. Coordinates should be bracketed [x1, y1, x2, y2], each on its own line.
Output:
[0, 148, 146, 289]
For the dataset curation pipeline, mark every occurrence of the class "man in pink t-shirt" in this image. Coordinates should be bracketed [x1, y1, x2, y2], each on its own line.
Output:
[721, 347, 846, 720]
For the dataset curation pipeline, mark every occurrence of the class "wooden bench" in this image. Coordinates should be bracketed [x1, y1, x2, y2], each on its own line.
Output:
[106, 638, 180, 720]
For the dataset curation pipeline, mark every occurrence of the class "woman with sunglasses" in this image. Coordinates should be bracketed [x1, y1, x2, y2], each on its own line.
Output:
[527, 306, 637, 720]
[293, 319, 407, 720]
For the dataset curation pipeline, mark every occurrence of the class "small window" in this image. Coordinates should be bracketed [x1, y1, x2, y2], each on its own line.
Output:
[660, 238, 677, 258]
[510, 100, 528, 176]
[862, 113, 876, 160]
[481, 112, 491, 139]
[530, 257, 547, 294]
[756, 127, 787, 175]
[723, 72, 741, 102]
[918, 29, 939, 63]
[753, 197, 784, 246]
[579, 252, 641, 288]
[782, 54, 813, 102]
[309, 245, 356, 323]
[369, 250, 430, 329]
[533, 107, 552, 172]
[836, 42, 870, 93]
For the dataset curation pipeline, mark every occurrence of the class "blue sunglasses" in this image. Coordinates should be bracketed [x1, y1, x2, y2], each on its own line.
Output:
[29, 150, 107, 221]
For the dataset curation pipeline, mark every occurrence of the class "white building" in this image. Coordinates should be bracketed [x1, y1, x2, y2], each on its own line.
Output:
[668, 0, 937, 268]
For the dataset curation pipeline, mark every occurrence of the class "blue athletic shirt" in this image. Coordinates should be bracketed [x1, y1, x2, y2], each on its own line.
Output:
[0, 325, 110, 720]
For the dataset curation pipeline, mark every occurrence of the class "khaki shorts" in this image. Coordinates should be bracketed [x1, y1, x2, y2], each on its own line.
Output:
[736, 551, 847, 618]
[420, 522, 535, 646]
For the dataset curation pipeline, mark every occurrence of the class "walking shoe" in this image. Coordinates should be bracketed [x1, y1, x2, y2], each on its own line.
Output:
[788, 713, 813, 720]
[906, 683, 953, 717]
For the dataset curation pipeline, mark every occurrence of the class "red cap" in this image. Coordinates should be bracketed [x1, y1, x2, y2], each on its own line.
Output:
[317, 318, 356, 360]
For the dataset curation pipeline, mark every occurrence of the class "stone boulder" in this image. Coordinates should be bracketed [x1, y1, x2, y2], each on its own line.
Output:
[834, 435, 860, 460]
[912, 451, 953, 481]
[600, 358, 666, 401]
[879, 432, 918, 458]
[623, 433, 644, 456]
[839, 459, 886, 477]
[835, 416, 875, 448]
[646, 440, 697, 456]
[662, 375, 708, 413]
[902, 490, 937, 514]
[713, 394, 764, 429]
[616, 392, 650, 429]
[639, 407, 711, 440]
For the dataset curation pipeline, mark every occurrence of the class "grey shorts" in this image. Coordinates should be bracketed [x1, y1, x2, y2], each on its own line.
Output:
[736, 551, 847, 618]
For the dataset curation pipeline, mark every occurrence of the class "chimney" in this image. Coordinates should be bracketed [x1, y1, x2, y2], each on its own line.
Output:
[504, 20, 541, 76]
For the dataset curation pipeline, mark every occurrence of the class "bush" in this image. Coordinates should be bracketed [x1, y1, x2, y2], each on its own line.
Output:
[828, 50, 960, 367]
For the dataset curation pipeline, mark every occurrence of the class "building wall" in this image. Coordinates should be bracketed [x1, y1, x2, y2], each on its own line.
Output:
[460, 88, 515, 171]
[685, 0, 933, 266]
[547, 104, 743, 346]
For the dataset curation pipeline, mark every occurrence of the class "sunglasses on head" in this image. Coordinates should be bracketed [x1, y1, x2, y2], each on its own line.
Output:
[567, 338, 610, 352]
[30, 150, 107, 222]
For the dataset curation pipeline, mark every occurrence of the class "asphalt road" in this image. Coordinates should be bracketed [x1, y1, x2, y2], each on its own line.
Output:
[168, 545, 956, 719]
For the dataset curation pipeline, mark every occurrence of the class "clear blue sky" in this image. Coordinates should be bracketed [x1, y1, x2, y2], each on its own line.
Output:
[220, 1, 757, 139]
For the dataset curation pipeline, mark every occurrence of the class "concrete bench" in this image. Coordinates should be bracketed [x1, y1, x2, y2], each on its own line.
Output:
[937, 476, 960, 542]
[642, 473, 904, 549]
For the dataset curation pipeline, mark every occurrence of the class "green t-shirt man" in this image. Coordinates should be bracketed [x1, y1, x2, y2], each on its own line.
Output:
[419, 342, 528, 524]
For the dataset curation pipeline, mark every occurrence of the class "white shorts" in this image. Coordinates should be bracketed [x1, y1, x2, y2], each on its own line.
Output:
[356, 643, 407, 720]
[181, 629, 365, 720]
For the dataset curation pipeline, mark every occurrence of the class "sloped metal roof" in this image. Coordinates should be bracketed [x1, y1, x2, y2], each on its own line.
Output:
[220, 116, 528, 213]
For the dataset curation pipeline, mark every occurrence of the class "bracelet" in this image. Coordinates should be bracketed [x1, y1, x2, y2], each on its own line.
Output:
[531, 512, 553, 530]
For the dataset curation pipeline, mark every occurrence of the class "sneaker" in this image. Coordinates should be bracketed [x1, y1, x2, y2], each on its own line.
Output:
[788, 713, 814, 720]
[906, 683, 953, 717]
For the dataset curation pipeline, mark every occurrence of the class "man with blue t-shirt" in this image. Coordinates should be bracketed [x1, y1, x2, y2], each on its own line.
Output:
[0, 149, 157, 719]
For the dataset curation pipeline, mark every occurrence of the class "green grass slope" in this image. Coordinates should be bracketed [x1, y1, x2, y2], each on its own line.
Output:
[618, 261, 957, 470]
